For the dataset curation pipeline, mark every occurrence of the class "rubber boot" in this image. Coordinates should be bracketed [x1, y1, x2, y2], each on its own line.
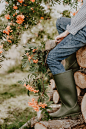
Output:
[65, 52, 80, 74]
[49, 69, 80, 119]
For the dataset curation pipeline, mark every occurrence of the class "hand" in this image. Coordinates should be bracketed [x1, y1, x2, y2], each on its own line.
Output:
[55, 30, 69, 44]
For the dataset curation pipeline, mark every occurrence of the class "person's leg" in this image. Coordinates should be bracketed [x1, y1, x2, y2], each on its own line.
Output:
[56, 17, 80, 73]
[56, 17, 71, 34]
[46, 25, 86, 118]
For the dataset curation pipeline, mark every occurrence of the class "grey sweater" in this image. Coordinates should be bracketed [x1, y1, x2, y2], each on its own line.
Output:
[66, 0, 86, 35]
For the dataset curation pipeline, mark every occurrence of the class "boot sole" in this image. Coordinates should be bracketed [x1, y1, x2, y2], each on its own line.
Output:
[53, 112, 81, 120]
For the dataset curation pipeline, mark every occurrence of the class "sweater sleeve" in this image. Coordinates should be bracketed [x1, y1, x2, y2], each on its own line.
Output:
[66, 1, 86, 35]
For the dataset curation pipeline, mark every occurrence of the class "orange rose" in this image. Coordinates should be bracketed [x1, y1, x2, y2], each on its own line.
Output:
[18, 0, 23, 3]
[6, 26, 11, 31]
[26, 53, 29, 56]
[5, 14, 10, 20]
[30, 0, 35, 2]
[3, 30, 9, 35]
[7, 40, 12, 43]
[28, 56, 32, 61]
[16, 15, 25, 24]
[33, 59, 38, 63]
[41, 17, 44, 19]
[0, 51, 2, 54]
[13, 6, 18, 9]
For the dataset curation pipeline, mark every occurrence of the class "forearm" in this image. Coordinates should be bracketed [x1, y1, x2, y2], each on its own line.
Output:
[63, 30, 70, 37]
[59, 30, 70, 38]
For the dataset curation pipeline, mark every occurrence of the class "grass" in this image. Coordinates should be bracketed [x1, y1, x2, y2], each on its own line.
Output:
[0, 107, 36, 129]
[0, 83, 27, 104]
[7, 64, 23, 73]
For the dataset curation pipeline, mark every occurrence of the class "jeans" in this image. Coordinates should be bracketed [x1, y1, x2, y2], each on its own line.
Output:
[46, 17, 86, 75]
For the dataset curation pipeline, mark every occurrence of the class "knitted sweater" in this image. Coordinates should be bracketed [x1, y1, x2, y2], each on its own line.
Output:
[66, 0, 86, 35]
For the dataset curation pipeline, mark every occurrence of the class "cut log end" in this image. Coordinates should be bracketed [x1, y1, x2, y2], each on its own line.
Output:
[47, 104, 61, 113]
[35, 122, 47, 129]
[37, 110, 42, 121]
[81, 93, 86, 123]
[53, 90, 59, 104]
[74, 71, 86, 89]
[76, 46, 86, 68]
[49, 79, 56, 90]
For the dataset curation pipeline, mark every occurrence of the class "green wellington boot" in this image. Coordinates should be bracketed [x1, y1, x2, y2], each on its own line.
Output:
[49, 69, 80, 119]
[65, 52, 80, 73]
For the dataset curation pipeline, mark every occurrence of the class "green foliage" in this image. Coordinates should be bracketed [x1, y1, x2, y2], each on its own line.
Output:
[0, 107, 36, 129]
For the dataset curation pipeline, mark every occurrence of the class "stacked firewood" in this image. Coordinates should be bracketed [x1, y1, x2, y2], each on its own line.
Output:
[74, 45, 86, 123]
[35, 45, 86, 128]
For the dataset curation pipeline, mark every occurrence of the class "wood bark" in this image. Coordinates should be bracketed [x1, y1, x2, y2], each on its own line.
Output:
[76, 46, 86, 68]
[53, 90, 60, 104]
[81, 93, 86, 123]
[74, 71, 86, 89]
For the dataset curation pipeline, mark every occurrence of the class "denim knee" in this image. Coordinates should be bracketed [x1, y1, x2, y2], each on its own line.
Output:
[46, 50, 57, 66]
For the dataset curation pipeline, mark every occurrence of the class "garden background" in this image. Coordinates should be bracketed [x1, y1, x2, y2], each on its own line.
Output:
[0, 0, 82, 128]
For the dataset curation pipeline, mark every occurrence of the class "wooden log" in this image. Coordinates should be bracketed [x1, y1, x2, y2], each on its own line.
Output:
[74, 71, 86, 89]
[81, 93, 86, 123]
[45, 40, 56, 51]
[47, 91, 53, 101]
[53, 90, 59, 104]
[76, 86, 81, 96]
[47, 104, 61, 113]
[35, 122, 47, 129]
[37, 109, 43, 121]
[34, 114, 85, 129]
[76, 46, 86, 68]
[49, 79, 56, 90]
